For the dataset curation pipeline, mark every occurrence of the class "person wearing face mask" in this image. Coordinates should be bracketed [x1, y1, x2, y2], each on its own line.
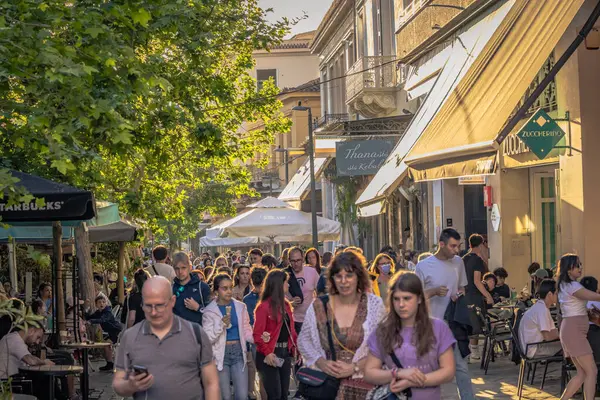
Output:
[368, 253, 397, 299]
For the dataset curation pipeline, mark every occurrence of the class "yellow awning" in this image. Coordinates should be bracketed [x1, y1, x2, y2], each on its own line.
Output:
[355, 0, 516, 207]
[410, 152, 497, 182]
[404, 0, 584, 176]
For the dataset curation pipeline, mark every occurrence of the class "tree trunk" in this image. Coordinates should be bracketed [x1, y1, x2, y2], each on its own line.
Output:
[75, 223, 96, 312]
[52, 222, 66, 336]
[117, 242, 126, 304]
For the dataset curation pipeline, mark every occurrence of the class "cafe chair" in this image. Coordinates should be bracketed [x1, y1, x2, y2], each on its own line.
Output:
[1, 377, 33, 395]
[508, 311, 562, 399]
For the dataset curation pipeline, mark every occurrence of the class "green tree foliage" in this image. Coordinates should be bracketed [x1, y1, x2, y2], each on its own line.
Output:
[0, 0, 292, 239]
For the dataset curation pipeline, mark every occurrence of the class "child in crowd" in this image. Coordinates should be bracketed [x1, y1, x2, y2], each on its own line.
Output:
[364, 273, 456, 400]
[492, 267, 510, 299]
[85, 295, 122, 371]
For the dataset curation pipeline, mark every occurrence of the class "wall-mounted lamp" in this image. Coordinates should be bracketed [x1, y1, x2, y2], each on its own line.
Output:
[585, 27, 600, 50]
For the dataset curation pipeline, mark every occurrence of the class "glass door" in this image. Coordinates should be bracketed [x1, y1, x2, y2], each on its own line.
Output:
[530, 168, 559, 270]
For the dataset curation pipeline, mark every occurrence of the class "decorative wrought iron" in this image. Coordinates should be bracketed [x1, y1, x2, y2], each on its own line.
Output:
[346, 56, 397, 102]
[510, 53, 557, 118]
[316, 115, 411, 136]
[314, 113, 350, 129]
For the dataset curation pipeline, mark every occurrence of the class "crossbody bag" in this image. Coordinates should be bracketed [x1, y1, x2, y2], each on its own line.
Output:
[296, 295, 340, 399]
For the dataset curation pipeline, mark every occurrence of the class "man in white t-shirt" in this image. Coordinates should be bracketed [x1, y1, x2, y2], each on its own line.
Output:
[145, 245, 176, 283]
[518, 279, 562, 358]
[416, 228, 474, 400]
[0, 326, 52, 379]
[285, 246, 319, 334]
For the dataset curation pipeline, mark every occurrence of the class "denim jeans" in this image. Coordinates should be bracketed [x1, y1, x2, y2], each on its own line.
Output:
[219, 342, 248, 400]
[454, 344, 475, 399]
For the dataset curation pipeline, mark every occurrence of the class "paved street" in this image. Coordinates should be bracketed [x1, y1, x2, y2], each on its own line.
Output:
[88, 356, 566, 400]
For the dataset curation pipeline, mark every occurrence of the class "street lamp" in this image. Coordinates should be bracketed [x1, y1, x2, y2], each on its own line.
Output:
[274, 146, 308, 184]
[292, 102, 318, 249]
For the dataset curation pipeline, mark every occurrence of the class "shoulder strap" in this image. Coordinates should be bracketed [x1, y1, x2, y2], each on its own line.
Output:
[389, 351, 403, 368]
[152, 264, 159, 276]
[198, 282, 205, 309]
[319, 295, 337, 362]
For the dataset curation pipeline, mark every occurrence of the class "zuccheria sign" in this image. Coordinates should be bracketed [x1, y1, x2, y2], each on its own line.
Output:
[516, 109, 565, 159]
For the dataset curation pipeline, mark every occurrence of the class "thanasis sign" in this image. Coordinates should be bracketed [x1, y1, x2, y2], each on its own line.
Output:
[517, 109, 565, 160]
[336, 139, 395, 176]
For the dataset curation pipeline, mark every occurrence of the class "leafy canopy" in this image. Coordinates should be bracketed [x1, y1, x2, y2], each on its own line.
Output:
[0, 0, 293, 238]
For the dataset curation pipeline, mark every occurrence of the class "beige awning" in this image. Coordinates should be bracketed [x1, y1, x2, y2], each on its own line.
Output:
[410, 152, 497, 182]
[356, 0, 516, 207]
[278, 158, 329, 202]
[404, 0, 584, 177]
[357, 200, 386, 218]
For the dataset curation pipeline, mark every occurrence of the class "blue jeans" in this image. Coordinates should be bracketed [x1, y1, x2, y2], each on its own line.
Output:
[219, 342, 248, 400]
[454, 344, 475, 399]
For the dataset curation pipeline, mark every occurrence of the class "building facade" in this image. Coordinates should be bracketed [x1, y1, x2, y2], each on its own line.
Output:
[355, 0, 600, 290]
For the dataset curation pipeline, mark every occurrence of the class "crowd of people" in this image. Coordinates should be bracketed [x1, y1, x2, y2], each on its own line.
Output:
[3, 229, 600, 400]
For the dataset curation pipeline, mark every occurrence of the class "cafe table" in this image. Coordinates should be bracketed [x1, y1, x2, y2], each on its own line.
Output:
[18, 365, 83, 400]
[60, 342, 112, 400]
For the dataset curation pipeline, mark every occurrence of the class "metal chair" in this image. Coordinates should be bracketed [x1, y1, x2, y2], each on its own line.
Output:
[508, 311, 563, 399]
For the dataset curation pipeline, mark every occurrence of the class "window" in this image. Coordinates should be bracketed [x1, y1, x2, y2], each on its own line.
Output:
[403, 0, 413, 10]
[257, 69, 277, 91]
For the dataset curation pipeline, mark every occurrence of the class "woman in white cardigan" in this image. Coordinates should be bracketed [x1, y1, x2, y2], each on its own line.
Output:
[297, 250, 386, 399]
[203, 273, 254, 400]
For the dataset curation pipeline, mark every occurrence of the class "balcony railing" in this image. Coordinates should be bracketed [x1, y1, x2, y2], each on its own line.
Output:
[346, 56, 397, 102]
[313, 112, 349, 130]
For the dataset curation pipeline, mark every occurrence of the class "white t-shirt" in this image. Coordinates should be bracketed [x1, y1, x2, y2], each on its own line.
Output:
[0, 332, 31, 379]
[416, 255, 468, 320]
[145, 262, 176, 283]
[519, 301, 557, 358]
[558, 281, 588, 318]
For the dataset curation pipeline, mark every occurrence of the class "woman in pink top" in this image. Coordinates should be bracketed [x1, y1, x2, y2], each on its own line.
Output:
[557, 254, 600, 400]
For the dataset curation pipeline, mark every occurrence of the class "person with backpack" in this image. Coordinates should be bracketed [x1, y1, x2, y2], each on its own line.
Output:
[172, 251, 211, 326]
[113, 276, 219, 399]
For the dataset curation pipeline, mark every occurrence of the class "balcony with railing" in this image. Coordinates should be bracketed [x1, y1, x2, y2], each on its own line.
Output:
[313, 112, 349, 130]
[345, 56, 398, 118]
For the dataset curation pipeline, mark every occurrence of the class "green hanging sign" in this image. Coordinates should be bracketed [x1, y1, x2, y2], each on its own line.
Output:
[517, 109, 565, 160]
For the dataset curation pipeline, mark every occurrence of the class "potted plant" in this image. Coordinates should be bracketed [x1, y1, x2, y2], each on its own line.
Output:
[0, 298, 45, 399]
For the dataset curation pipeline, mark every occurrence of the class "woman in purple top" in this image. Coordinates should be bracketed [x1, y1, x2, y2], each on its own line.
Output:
[364, 273, 456, 400]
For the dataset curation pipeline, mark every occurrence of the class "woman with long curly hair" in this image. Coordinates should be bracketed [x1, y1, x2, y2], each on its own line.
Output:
[297, 250, 386, 399]
[557, 254, 600, 400]
[364, 273, 456, 400]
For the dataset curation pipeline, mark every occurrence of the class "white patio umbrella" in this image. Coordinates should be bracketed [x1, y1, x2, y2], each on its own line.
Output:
[206, 197, 341, 243]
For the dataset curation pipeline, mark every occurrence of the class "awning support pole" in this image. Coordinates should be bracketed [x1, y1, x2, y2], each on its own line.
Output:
[495, 0, 600, 145]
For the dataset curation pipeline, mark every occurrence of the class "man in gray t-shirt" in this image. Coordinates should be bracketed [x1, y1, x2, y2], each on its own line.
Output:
[113, 277, 219, 400]
[416, 228, 475, 400]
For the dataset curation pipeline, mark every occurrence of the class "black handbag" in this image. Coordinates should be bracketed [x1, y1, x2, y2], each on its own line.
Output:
[296, 295, 340, 400]
[365, 352, 412, 400]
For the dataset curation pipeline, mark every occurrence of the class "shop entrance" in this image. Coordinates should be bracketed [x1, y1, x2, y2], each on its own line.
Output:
[464, 185, 488, 240]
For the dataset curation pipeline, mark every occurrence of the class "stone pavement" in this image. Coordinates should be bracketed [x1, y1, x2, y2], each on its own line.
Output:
[88, 356, 568, 400]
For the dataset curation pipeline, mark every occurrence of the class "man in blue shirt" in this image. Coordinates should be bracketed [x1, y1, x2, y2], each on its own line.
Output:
[243, 266, 268, 400]
[172, 252, 211, 326]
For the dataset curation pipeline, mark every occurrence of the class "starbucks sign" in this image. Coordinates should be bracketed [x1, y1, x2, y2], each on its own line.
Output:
[516, 109, 565, 160]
